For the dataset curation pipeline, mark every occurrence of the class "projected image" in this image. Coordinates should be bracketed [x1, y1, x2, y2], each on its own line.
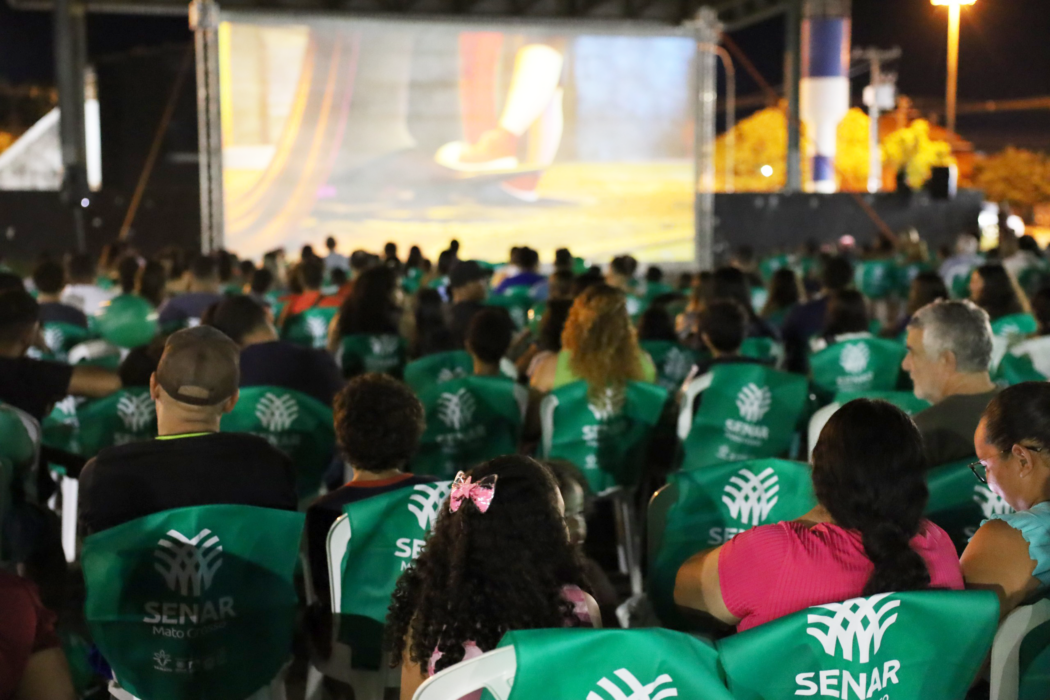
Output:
[219, 21, 695, 262]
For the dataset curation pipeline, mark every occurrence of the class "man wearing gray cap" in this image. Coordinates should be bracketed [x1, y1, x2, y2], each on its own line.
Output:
[79, 326, 297, 534]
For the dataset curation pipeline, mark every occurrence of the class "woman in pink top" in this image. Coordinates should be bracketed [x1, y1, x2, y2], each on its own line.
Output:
[387, 456, 601, 700]
[675, 398, 964, 632]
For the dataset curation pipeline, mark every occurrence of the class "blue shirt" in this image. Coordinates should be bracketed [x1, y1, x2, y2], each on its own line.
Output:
[495, 271, 546, 296]
[239, 340, 343, 407]
[157, 292, 225, 327]
[985, 501, 1050, 590]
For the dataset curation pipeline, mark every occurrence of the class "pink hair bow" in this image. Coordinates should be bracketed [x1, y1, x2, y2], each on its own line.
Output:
[449, 472, 498, 514]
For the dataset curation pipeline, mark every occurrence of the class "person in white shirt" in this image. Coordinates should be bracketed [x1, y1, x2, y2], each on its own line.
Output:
[324, 236, 349, 273]
[61, 253, 114, 317]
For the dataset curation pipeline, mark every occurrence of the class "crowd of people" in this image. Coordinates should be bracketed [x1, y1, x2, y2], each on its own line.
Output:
[0, 228, 1049, 700]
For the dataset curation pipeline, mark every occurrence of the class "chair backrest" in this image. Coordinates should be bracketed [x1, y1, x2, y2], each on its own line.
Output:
[41, 321, 93, 362]
[739, 337, 785, 367]
[404, 351, 474, 395]
[925, 456, 1013, 553]
[540, 380, 669, 495]
[412, 376, 528, 479]
[220, 387, 336, 502]
[337, 333, 408, 379]
[639, 340, 701, 392]
[487, 292, 532, 330]
[993, 313, 1039, 342]
[67, 339, 123, 369]
[718, 590, 1000, 700]
[327, 480, 452, 669]
[809, 337, 907, 396]
[807, 391, 930, 461]
[678, 364, 808, 470]
[75, 388, 158, 456]
[853, 259, 899, 300]
[647, 459, 816, 628]
[281, 307, 338, 349]
[1010, 335, 1050, 379]
[995, 353, 1048, 386]
[0, 403, 38, 561]
[42, 395, 83, 455]
[990, 597, 1050, 700]
[82, 504, 305, 700]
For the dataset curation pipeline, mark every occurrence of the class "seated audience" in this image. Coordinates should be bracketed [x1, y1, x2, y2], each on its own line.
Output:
[890, 270, 949, 337]
[136, 260, 168, 309]
[530, 284, 655, 393]
[387, 456, 601, 698]
[330, 265, 402, 353]
[277, 256, 331, 325]
[760, 267, 802, 329]
[605, 255, 638, 292]
[523, 299, 572, 381]
[412, 288, 455, 358]
[78, 326, 297, 534]
[306, 374, 438, 600]
[0, 570, 76, 700]
[465, 307, 515, 378]
[31, 260, 87, 329]
[208, 295, 342, 406]
[971, 263, 1030, 325]
[961, 383, 1050, 619]
[547, 270, 575, 301]
[447, 260, 490, 348]
[637, 305, 678, 343]
[709, 266, 779, 341]
[157, 254, 225, 328]
[674, 399, 963, 631]
[782, 255, 854, 373]
[0, 291, 120, 421]
[248, 267, 275, 308]
[495, 246, 544, 297]
[115, 255, 140, 296]
[686, 299, 767, 380]
[324, 235, 349, 273]
[61, 252, 113, 316]
[810, 289, 870, 351]
[903, 300, 999, 466]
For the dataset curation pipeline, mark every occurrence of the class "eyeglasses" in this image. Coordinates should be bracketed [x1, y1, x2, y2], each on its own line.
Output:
[968, 446, 1043, 484]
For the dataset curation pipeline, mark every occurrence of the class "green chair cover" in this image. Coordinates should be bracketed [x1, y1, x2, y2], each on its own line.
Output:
[82, 505, 304, 700]
[1017, 262, 1050, 298]
[995, 353, 1048, 385]
[718, 590, 999, 700]
[926, 456, 1013, 553]
[759, 254, 793, 282]
[640, 341, 701, 392]
[740, 337, 785, 367]
[404, 351, 474, 395]
[809, 336, 907, 397]
[540, 381, 669, 495]
[854, 259, 899, 300]
[76, 388, 158, 456]
[220, 387, 335, 503]
[648, 459, 816, 628]
[896, 260, 933, 297]
[41, 321, 93, 362]
[1020, 616, 1050, 700]
[643, 281, 674, 304]
[401, 268, 423, 295]
[281, 307, 337, 350]
[486, 292, 532, 330]
[412, 376, 528, 479]
[992, 313, 1038, 342]
[95, 295, 159, 349]
[679, 364, 808, 469]
[497, 628, 733, 700]
[42, 396, 83, 455]
[332, 480, 452, 667]
[337, 334, 407, 379]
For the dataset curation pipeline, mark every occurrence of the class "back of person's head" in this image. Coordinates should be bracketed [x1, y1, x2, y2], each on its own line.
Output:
[119, 337, 165, 387]
[909, 299, 993, 373]
[208, 295, 270, 345]
[466, 307, 515, 365]
[215, 250, 236, 283]
[406, 246, 423, 269]
[297, 256, 325, 291]
[415, 288, 454, 355]
[334, 374, 423, 473]
[326, 236, 337, 251]
[548, 270, 574, 300]
[1032, 287, 1050, 335]
[1018, 235, 1042, 256]
[387, 455, 584, 673]
[710, 266, 755, 316]
[0, 272, 24, 294]
[517, 247, 540, 271]
[153, 326, 240, 421]
[384, 241, 398, 258]
[331, 267, 349, 288]
[823, 289, 869, 337]
[907, 271, 949, 317]
[645, 266, 664, 284]
[338, 265, 399, 337]
[350, 250, 375, 273]
[610, 255, 637, 279]
[571, 268, 604, 297]
[956, 232, 980, 256]
[765, 268, 801, 312]
[545, 458, 590, 545]
[32, 260, 66, 295]
[537, 298, 573, 353]
[812, 399, 931, 595]
[563, 284, 643, 390]
[0, 290, 39, 347]
[732, 245, 756, 268]
[821, 255, 854, 292]
[983, 382, 1050, 454]
[239, 259, 256, 280]
[117, 255, 140, 294]
[699, 299, 747, 354]
[636, 305, 677, 342]
[250, 267, 274, 296]
[190, 254, 217, 282]
[301, 244, 316, 260]
[554, 248, 574, 272]
[68, 253, 96, 284]
[973, 264, 1024, 321]
[449, 239, 460, 254]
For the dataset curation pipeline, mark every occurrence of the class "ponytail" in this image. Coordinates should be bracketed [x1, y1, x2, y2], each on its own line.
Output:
[857, 520, 931, 596]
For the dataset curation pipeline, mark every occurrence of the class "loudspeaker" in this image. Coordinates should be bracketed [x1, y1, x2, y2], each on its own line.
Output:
[928, 165, 958, 200]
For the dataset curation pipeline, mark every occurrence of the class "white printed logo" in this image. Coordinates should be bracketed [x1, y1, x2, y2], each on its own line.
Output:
[436, 367, 467, 384]
[839, 343, 871, 375]
[54, 395, 79, 421]
[154, 529, 224, 597]
[369, 335, 400, 356]
[663, 348, 693, 383]
[306, 316, 328, 346]
[588, 388, 624, 421]
[735, 383, 772, 423]
[587, 669, 677, 700]
[117, 393, 155, 431]
[436, 389, 476, 430]
[255, 392, 299, 431]
[974, 484, 1014, 518]
[153, 650, 172, 671]
[408, 482, 453, 530]
[44, 326, 65, 352]
[806, 593, 900, 663]
[722, 467, 780, 527]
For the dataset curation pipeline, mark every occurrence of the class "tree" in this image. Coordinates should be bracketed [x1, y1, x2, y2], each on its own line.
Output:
[973, 147, 1050, 211]
[881, 120, 955, 191]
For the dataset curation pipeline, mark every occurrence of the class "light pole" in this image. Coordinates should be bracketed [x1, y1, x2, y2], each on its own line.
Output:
[932, 0, 975, 135]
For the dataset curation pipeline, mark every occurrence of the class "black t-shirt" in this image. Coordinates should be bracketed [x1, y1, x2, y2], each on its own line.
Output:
[239, 341, 344, 406]
[78, 432, 298, 535]
[0, 356, 73, 420]
[38, 302, 88, 328]
[305, 473, 441, 600]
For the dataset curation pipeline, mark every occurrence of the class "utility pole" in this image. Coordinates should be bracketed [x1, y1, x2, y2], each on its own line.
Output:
[853, 46, 900, 194]
[784, 0, 803, 193]
[53, 0, 89, 252]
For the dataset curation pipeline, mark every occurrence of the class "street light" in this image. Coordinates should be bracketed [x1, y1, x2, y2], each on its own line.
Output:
[932, 0, 976, 135]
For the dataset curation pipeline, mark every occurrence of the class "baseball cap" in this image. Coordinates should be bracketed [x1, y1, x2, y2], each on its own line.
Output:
[155, 326, 240, 406]
[449, 260, 489, 289]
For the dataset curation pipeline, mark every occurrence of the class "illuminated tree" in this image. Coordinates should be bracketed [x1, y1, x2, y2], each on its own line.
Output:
[973, 147, 1050, 210]
[881, 119, 955, 191]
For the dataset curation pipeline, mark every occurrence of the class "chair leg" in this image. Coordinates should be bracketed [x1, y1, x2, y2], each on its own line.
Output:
[614, 494, 643, 597]
[60, 476, 78, 564]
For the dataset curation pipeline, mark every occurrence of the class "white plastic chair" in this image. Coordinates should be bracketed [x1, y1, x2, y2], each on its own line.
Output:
[413, 646, 517, 700]
[1010, 336, 1050, 378]
[806, 402, 841, 462]
[60, 476, 79, 563]
[989, 598, 1050, 700]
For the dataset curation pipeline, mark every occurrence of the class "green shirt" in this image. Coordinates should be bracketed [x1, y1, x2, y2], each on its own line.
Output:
[552, 349, 657, 389]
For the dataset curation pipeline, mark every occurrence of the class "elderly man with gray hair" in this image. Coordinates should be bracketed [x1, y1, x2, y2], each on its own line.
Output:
[902, 299, 1000, 467]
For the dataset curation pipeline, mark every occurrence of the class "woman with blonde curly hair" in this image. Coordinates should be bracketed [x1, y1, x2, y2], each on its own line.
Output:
[530, 284, 656, 393]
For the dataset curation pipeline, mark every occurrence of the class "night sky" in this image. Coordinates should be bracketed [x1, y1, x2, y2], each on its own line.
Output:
[1, 0, 1047, 150]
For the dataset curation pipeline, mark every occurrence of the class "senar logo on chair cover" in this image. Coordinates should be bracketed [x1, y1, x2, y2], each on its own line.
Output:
[408, 482, 453, 530]
[306, 316, 328, 346]
[974, 484, 1014, 519]
[255, 392, 299, 431]
[369, 335, 401, 356]
[44, 325, 65, 352]
[722, 467, 779, 528]
[437, 389, 476, 430]
[735, 383, 772, 423]
[838, 343, 871, 375]
[587, 668, 678, 700]
[118, 392, 156, 432]
[154, 529, 224, 596]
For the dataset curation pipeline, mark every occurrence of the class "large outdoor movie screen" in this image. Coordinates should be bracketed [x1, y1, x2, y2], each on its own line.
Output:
[219, 19, 696, 262]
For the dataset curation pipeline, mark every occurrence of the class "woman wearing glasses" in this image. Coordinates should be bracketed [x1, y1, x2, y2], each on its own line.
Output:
[961, 382, 1050, 620]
